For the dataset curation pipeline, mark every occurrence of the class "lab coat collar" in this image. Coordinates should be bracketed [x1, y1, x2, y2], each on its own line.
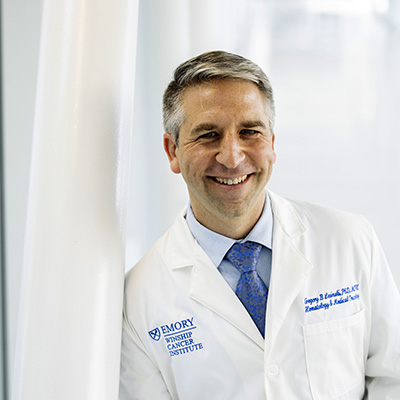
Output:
[268, 190, 306, 238]
[165, 207, 196, 270]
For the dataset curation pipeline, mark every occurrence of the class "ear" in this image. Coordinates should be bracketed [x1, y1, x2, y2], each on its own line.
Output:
[271, 133, 277, 163]
[163, 133, 181, 174]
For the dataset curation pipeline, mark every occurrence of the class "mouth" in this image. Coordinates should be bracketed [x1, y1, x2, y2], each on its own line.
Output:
[212, 174, 248, 186]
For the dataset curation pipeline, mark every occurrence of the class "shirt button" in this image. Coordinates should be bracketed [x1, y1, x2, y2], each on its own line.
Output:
[266, 364, 280, 377]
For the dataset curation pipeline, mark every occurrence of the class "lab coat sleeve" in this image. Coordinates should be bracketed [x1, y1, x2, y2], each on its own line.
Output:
[119, 313, 172, 400]
[364, 225, 400, 399]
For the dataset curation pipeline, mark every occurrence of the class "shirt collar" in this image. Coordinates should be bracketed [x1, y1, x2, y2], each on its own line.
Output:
[186, 192, 274, 267]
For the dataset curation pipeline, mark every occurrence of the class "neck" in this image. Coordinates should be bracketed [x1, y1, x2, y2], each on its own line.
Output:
[191, 197, 265, 240]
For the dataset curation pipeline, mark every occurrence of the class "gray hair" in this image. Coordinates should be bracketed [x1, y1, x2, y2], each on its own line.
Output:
[163, 50, 275, 144]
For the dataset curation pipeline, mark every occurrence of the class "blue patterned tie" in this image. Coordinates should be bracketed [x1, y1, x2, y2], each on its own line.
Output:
[225, 242, 268, 337]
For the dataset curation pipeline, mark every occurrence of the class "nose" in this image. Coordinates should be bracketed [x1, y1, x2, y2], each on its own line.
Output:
[215, 134, 245, 169]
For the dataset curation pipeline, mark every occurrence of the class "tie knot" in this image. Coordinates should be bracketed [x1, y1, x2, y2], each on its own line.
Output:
[225, 242, 262, 274]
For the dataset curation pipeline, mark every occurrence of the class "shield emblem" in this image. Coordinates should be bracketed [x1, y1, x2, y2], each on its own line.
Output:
[148, 327, 161, 341]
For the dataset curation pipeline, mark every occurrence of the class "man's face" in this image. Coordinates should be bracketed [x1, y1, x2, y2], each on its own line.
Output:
[164, 79, 276, 237]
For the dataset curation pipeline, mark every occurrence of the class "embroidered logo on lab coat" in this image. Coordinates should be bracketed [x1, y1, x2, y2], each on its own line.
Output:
[148, 327, 161, 341]
[148, 317, 204, 357]
[304, 283, 360, 313]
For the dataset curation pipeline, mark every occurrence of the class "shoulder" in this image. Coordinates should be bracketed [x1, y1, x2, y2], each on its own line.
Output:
[294, 199, 369, 228]
[269, 190, 372, 238]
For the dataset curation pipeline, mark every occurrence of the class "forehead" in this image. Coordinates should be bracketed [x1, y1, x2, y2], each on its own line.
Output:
[181, 80, 268, 117]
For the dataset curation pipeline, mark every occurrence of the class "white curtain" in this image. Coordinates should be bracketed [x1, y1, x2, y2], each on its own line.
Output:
[12, 1, 139, 399]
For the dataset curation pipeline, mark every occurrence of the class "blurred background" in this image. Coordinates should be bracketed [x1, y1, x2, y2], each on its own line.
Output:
[1, 0, 399, 398]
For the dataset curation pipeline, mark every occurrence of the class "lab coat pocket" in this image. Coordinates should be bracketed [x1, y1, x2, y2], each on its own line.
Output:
[303, 309, 365, 400]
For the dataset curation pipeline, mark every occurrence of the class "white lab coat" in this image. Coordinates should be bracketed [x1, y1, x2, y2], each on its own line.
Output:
[120, 191, 400, 400]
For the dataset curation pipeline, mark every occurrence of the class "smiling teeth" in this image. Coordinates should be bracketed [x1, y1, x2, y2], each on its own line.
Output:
[215, 175, 248, 185]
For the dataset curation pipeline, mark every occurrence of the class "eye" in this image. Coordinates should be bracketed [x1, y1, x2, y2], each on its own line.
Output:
[198, 131, 218, 140]
[240, 129, 258, 136]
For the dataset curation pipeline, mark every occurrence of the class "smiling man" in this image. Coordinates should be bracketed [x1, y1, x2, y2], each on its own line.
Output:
[120, 51, 400, 400]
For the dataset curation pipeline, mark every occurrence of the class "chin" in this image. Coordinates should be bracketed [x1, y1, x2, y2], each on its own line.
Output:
[217, 203, 250, 219]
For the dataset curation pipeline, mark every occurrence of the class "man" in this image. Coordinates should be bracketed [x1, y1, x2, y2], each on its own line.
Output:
[120, 51, 400, 399]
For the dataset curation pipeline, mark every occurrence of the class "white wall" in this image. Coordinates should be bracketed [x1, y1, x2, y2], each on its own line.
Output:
[2, 0, 400, 394]
[268, 3, 400, 287]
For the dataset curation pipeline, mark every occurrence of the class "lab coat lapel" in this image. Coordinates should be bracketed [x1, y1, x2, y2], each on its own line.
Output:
[189, 242, 265, 349]
[265, 192, 313, 353]
[168, 211, 264, 349]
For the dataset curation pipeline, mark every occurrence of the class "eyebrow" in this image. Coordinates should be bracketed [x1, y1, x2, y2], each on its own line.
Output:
[190, 123, 219, 136]
[190, 120, 267, 136]
[241, 120, 267, 129]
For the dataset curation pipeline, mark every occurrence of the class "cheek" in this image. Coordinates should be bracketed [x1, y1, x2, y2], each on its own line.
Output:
[255, 144, 276, 168]
[183, 147, 212, 172]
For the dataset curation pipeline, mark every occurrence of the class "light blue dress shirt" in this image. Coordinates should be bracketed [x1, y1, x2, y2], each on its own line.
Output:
[186, 192, 274, 292]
